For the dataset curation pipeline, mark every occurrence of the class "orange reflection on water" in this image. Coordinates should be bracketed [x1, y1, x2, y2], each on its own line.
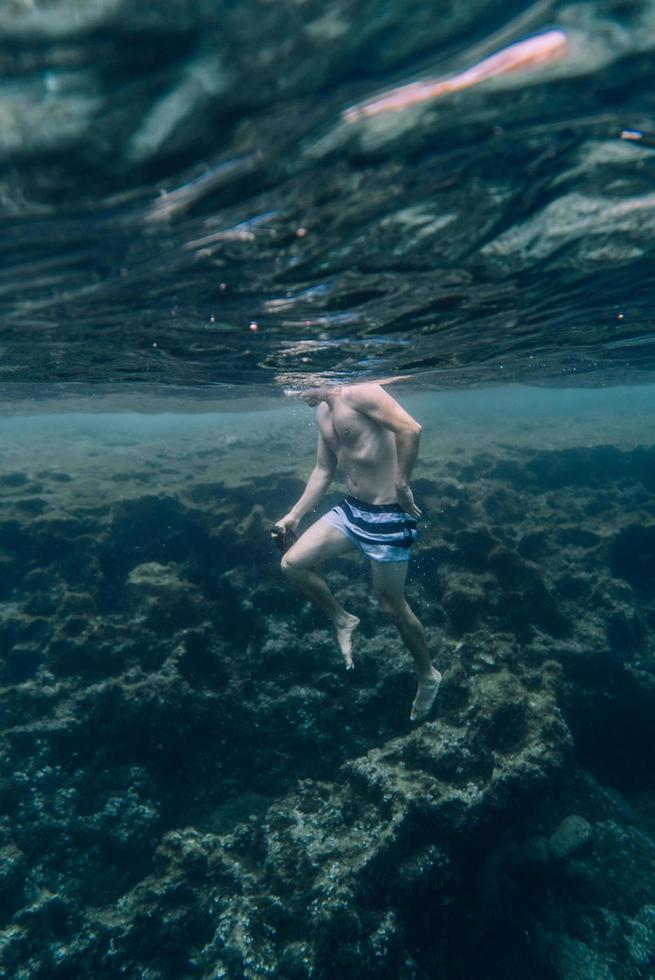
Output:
[343, 29, 569, 123]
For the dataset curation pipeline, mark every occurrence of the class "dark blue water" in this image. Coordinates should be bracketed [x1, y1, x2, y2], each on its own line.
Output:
[2, 0, 655, 391]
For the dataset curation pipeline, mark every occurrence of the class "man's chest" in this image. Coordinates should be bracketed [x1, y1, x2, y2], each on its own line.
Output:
[320, 405, 369, 451]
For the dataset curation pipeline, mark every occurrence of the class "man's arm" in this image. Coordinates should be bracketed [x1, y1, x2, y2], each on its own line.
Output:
[346, 384, 422, 516]
[276, 429, 337, 532]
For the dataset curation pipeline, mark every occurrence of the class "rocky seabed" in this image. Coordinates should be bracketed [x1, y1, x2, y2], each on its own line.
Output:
[0, 440, 654, 978]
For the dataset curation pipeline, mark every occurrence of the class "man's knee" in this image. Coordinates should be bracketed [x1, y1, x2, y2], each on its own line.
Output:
[281, 550, 305, 576]
[280, 552, 294, 575]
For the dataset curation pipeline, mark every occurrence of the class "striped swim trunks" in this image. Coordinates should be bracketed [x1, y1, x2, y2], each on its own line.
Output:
[322, 495, 418, 563]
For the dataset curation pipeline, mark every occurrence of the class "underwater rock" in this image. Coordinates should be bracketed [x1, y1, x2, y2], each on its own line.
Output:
[0, 606, 51, 683]
[607, 610, 646, 653]
[126, 561, 204, 631]
[466, 667, 531, 757]
[174, 626, 230, 689]
[0, 844, 27, 920]
[47, 654, 569, 978]
[610, 524, 655, 597]
[536, 930, 618, 980]
[453, 527, 497, 571]
[536, 814, 655, 978]
[469, 770, 655, 979]
[549, 814, 593, 859]
[441, 572, 488, 634]
[0, 442, 654, 976]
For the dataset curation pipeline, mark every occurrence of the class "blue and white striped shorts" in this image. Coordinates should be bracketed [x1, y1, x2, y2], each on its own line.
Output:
[322, 495, 418, 563]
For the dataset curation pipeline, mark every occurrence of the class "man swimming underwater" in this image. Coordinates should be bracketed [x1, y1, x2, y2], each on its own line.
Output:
[274, 382, 441, 722]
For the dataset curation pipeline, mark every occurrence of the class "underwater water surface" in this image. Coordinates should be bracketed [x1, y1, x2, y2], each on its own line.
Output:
[2, 0, 655, 977]
[1, 0, 655, 388]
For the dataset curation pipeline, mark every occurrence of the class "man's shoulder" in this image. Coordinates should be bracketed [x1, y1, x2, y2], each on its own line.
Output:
[342, 382, 385, 407]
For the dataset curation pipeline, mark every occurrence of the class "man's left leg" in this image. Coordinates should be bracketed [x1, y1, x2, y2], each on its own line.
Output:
[370, 560, 441, 721]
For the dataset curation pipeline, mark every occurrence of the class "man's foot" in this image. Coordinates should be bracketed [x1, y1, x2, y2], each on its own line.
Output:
[334, 613, 360, 669]
[410, 668, 442, 722]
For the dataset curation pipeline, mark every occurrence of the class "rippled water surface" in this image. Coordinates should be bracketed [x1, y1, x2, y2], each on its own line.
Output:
[2, 0, 655, 390]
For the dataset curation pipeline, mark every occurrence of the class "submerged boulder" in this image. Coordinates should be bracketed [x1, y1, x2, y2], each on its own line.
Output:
[126, 561, 204, 631]
[549, 814, 593, 860]
[68, 656, 570, 977]
[610, 524, 655, 597]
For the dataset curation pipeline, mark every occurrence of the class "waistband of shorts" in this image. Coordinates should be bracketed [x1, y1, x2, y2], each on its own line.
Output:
[344, 495, 402, 513]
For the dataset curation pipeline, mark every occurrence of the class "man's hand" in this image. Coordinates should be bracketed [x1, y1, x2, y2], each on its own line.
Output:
[396, 484, 422, 518]
[273, 513, 300, 534]
[271, 513, 300, 554]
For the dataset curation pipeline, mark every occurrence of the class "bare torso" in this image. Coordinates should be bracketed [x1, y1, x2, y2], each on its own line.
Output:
[317, 395, 398, 504]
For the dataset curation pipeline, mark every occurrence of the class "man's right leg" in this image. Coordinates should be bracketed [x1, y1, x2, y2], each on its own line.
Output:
[281, 519, 359, 668]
